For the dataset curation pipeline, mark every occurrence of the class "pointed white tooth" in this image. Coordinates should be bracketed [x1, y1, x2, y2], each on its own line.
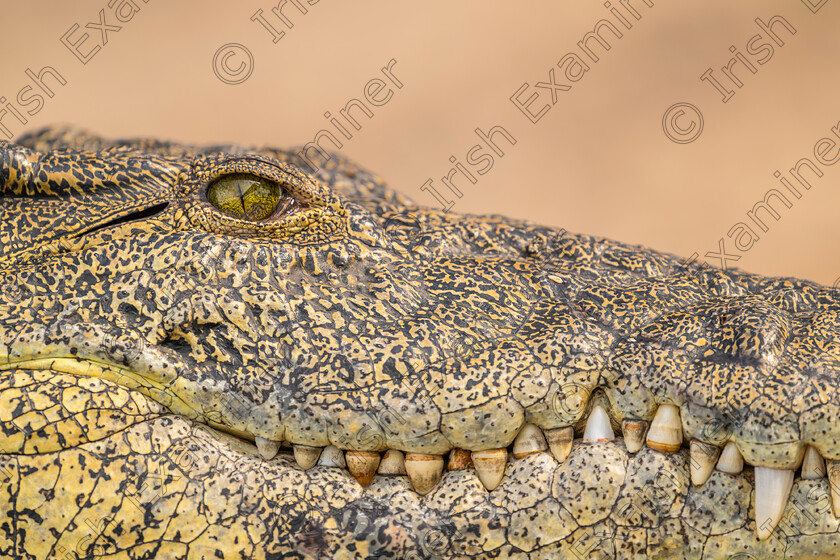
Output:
[293, 445, 323, 470]
[512, 423, 548, 459]
[378, 449, 407, 475]
[471, 448, 507, 491]
[645, 404, 683, 453]
[716, 442, 744, 474]
[690, 440, 720, 486]
[545, 427, 574, 463]
[447, 448, 473, 470]
[754, 466, 794, 540]
[583, 405, 614, 442]
[255, 437, 281, 460]
[317, 445, 346, 468]
[404, 453, 444, 495]
[801, 445, 826, 480]
[827, 460, 840, 518]
[346, 451, 380, 486]
[622, 420, 647, 454]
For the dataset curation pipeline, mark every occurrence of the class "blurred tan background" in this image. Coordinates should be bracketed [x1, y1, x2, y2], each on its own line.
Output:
[1, 1, 838, 285]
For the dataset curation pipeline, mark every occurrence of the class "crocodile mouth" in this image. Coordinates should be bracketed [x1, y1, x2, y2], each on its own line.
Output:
[5, 351, 839, 550]
[209, 401, 840, 545]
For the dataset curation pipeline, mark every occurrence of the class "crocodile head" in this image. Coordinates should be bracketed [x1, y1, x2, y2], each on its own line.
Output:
[1, 127, 840, 559]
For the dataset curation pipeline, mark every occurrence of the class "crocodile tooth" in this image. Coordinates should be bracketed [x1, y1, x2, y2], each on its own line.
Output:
[471, 448, 507, 491]
[690, 440, 720, 486]
[378, 449, 407, 475]
[293, 445, 322, 470]
[622, 420, 647, 454]
[800, 445, 826, 480]
[583, 405, 614, 442]
[716, 442, 744, 474]
[447, 448, 473, 470]
[645, 404, 682, 453]
[404, 453, 444, 495]
[754, 467, 794, 540]
[317, 445, 346, 468]
[512, 423, 548, 458]
[344, 451, 381, 486]
[255, 437, 281, 460]
[827, 460, 840, 517]
[545, 427, 574, 463]
[346, 451, 381, 486]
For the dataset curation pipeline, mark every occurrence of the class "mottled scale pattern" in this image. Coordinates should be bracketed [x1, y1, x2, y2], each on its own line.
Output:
[0, 125, 838, 558]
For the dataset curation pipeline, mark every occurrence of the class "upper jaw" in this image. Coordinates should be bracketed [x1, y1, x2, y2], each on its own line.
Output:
[5, 220, 840, 466]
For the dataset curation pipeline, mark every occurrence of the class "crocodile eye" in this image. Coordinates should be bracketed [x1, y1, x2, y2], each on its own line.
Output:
[207, 173, 285, 221]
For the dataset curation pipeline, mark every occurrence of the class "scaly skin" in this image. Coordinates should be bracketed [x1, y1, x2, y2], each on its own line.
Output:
[1, 126, 839, 559]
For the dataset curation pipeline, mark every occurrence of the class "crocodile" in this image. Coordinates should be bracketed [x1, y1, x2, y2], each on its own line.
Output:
[0, 126, 839, 560]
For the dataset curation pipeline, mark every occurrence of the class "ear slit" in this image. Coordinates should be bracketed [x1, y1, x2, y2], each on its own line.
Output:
[71, 202, 170, 238]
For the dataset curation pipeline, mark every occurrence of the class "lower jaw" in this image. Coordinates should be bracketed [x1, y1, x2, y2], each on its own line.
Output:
[10, 415, 840, 559]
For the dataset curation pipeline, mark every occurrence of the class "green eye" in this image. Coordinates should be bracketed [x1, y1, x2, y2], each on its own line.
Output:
[208, 174, 283, 221]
